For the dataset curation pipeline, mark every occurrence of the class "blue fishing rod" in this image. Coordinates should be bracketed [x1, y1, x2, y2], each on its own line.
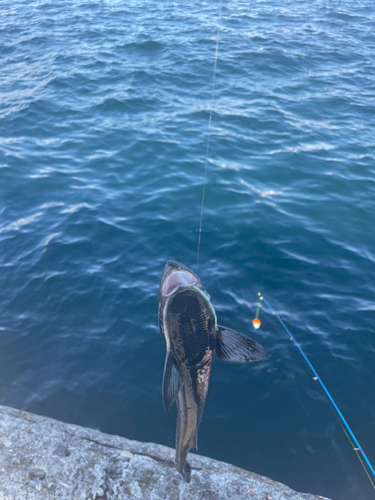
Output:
[254, 295, 375, 490]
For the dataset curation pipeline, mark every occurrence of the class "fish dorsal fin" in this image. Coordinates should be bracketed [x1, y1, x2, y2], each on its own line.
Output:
[162, 351, 184, 412]
[215, 326, 268, 364]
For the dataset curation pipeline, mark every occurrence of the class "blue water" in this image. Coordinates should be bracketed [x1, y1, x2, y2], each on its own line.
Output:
[1, 1, 375, 498]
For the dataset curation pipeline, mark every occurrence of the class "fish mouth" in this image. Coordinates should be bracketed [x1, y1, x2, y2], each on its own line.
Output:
[160, 260, 200, 298]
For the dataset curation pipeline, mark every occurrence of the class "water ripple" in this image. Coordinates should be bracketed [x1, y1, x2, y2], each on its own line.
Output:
[1, 1, 375, 499]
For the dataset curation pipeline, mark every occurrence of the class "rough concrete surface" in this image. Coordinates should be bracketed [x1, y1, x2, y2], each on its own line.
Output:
[0, 405, 331, 500]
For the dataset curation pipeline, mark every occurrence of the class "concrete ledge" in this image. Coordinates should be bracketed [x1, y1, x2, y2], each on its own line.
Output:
[0, 405, 330, 500]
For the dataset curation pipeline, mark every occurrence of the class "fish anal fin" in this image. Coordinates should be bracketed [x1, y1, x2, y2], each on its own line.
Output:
[215, 325, 268, 364]
[162, 351, 184, 412]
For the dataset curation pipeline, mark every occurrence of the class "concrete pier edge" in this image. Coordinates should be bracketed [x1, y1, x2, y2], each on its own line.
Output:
[0, 405, 331, 500]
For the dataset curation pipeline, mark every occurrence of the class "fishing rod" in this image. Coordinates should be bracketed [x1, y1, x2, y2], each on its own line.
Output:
[254, 294, 375, 490]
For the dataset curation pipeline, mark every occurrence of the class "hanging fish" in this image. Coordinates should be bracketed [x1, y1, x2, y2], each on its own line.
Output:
[158, 260, 268, 482]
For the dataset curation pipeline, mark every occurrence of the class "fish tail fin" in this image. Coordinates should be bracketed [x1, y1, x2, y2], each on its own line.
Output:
[183, 461, 191, 482]
[176, 460, 191, 483]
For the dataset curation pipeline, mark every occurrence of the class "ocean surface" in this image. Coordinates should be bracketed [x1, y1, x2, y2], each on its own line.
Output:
[1, 1, 375, 498]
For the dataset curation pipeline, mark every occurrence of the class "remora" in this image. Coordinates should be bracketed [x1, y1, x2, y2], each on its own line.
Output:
[158, 260, 268, 482]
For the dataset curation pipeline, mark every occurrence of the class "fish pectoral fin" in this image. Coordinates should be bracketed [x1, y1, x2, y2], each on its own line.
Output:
[215, 325, 268, 364]
[162, 351, 184, 412]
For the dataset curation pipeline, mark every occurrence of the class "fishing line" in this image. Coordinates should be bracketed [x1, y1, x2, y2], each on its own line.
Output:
[325, 390, 375, 490]
[196, 0, 224, 270]
[256, 295, 375, 489]
[259, 241, 270, 289]
[252, 292, 262, 329]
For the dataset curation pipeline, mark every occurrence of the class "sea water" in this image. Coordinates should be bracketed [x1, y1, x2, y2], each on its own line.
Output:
[1, 1, 375, 498]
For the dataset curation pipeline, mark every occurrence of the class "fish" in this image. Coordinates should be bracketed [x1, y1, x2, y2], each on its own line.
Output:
[158, 260, 268, 482]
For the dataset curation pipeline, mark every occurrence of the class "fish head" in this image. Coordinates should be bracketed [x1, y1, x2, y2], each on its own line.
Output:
[159, 260, 201, 301]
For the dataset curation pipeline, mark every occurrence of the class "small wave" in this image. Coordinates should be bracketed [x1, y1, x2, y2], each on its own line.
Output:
[239, 179, 282, 198]
[358, 304, 375, 311]
[281, 248, 319, 266]
[60, 203, 92, 214]
[0, 212, 43, 235]
[118, 40, 163, 53]
[94, 96, 158, 114]
[326, 11, 364, 22]
[40, 232, 60, 247]
[39, 202, 64, 209]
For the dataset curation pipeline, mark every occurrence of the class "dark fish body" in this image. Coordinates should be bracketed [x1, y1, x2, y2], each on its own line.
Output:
[159, 260, 268, 482]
